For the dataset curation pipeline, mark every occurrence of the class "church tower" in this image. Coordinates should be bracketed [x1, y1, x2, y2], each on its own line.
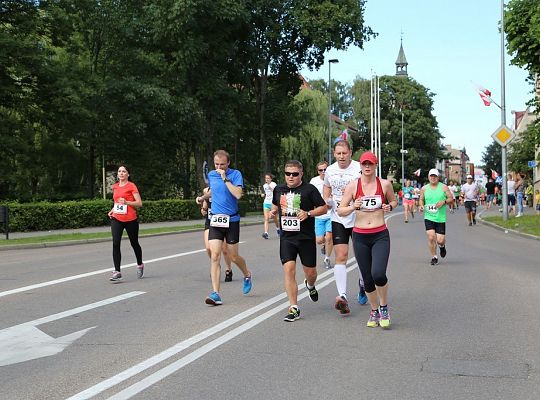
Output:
[395, 38, 408, 77]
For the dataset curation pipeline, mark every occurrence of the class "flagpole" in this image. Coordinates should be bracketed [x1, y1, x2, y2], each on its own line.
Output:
[500, 0, 508, 221]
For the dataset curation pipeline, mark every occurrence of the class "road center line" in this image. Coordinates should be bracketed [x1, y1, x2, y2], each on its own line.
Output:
[107, 269, 349, 400]
[67, 259, 358, 400]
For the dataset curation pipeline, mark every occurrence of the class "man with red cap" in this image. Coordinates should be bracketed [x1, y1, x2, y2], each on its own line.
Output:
[338, 151, 397, 329]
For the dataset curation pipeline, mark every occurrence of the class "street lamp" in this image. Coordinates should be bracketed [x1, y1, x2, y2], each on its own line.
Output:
[399, 110, 408, 185]
[328, 58, 339, 163]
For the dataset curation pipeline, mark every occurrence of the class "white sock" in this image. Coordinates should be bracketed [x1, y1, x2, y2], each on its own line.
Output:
[334, 264, 347, 297]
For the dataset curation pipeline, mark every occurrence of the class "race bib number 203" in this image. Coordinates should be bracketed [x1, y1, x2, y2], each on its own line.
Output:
[281, 216, 300, 232]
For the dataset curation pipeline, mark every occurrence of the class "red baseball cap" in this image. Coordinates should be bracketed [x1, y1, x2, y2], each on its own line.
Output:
[359, 151, 378, 164]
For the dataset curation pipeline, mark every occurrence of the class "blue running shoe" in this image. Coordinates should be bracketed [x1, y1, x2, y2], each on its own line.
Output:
[205, 291, 222, 306]
[243, 275, 252, 294]
[357, 286, 368, 305]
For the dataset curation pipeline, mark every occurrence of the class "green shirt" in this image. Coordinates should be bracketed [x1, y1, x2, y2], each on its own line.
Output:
[423, 182, 447, 223]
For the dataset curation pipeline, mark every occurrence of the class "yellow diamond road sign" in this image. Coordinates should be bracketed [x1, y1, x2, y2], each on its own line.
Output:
[491, 124, 515, 147]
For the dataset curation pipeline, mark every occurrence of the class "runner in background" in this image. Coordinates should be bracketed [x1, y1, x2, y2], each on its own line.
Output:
[309, 161, 333, 269]
[261, 173, 280, 239]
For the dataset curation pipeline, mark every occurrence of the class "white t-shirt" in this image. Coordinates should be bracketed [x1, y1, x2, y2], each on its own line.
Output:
[263, 182, 277, 204]
[309, 176, 331, 217]
[323, 160, 361, 228]
[507, 180, 515, 195]
[461, 182, 479, 201]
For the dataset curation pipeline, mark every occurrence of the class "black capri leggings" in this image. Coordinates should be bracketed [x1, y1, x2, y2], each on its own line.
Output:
[111, 218, 143, 271]
[352, 229, 390, 293]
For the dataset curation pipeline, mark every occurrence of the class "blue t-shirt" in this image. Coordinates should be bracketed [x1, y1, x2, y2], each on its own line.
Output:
[208, 168, 243, 222]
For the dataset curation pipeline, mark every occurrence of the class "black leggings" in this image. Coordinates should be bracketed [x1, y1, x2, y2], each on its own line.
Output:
[352, 229, 390, 293]
[111, 218, 143, 271]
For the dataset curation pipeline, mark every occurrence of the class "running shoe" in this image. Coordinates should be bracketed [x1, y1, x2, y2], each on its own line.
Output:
[323, 258, 332, 269]
[136, 263, 144, 279]
[379, 306, 391, 329]
[304, 279, 318, 302]
[468, 222, 472, 226]
[224, 269, 233, 282]
[110, 271, 122, 282]
[205, 291, 222, 306]
[367, 309, 380, 328]
[243, 275, 252, 294]
[473, 218, 477, 225]
[283, 306, 300, 322]
[430, 257, 438, 266]
[334, 296, 350, 314]
[262, 232, 269, 239]
[276, 229, 282, 237]
[439, 246, 447, 258]
[404, 220, 408, 223]
[357, 286, 368, 305]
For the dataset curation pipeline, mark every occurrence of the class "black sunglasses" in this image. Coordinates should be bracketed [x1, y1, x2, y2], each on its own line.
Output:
[318, 168, 326, 172]
[284, 171, 300, 177]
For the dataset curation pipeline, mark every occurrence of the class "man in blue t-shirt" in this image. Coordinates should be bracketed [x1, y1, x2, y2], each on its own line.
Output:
[196, 149, 252, 306]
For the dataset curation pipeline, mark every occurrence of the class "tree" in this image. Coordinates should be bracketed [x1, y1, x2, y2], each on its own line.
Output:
[481, 141, 502, 176]
[235, 0, 375, 177]
[505, 0, 540, 78]
[508, 122, 540, 176]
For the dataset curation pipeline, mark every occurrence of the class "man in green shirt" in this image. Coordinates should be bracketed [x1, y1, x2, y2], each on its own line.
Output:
[419, 169, 454, 265]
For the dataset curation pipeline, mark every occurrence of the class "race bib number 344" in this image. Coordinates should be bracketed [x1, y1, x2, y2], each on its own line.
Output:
[210, 214, 230, 228]
[426, 204, 438, 213]
[281, 216, 300, 231]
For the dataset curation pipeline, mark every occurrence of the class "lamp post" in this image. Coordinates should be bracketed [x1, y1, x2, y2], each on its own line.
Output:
[328, 58, 339, 163]
[400, 111, 408, 185]
[500, 0, 509, 221]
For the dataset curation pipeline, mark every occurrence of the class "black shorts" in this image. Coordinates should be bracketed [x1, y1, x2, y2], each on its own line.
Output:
[508, 194, 516, 206]
[208, 221, 240, 244]
[204, 217, 210, 230]
[424, 219, 446, 235]
[280, 237, 317, 267]
[332, 221, 353, 245]
[464, 201, 477, 213]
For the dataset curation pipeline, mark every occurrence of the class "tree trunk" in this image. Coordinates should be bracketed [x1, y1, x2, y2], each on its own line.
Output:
[255, 73, 269, 178]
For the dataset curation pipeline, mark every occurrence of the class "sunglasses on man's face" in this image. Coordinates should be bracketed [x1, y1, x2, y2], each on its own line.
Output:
[284, 171, 300, 177]
[318, 169, 326, 172]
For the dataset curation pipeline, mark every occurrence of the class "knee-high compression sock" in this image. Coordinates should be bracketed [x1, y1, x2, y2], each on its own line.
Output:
[334, 264, 347, 297]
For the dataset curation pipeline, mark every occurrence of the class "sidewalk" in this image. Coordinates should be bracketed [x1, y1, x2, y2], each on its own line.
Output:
[0, 215, 265, 249]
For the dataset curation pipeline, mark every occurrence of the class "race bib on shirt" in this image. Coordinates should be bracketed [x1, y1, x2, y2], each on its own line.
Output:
[113, 203, 128, 215]
[210, 214, 230, 228]
[360, 195, 382, 211]
[405, 193, 412, 199]
[281, 216, 300, 231]
[426, 204, 438, 214]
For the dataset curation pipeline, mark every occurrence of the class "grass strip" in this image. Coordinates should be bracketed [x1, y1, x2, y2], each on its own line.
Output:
[483, 215, 540, 236]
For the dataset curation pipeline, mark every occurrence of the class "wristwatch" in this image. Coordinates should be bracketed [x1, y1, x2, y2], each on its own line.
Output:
[307, 211, 311, 217]
[223, 177, 230, 183]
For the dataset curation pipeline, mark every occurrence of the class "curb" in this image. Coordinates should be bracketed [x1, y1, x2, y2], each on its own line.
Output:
[476, 209, 539, 241]
[0, 220, 264, 251]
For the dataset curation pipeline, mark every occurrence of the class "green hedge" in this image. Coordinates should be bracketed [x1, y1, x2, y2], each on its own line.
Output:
[0, 200, 252, 232]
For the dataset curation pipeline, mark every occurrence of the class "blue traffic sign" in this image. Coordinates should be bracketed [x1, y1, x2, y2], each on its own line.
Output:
[528, 160, 537, 168]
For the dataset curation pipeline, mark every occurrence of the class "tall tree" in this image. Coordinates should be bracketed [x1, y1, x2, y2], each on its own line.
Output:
[481, 141, 502, 175]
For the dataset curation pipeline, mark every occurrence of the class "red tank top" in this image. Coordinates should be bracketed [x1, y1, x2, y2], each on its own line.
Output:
[353, 177, 388, 234]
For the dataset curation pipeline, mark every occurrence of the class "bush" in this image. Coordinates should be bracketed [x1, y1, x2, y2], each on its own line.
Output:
[0, 199, 204, 232]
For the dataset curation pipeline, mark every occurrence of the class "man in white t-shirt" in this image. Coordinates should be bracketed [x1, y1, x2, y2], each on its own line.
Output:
[460, 175, 479, 226]
[323, 140, 367, 313]
[309, 161, 333, 269]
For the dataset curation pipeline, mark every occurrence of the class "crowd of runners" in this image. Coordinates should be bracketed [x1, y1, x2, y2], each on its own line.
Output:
[109, 140, 526, 329]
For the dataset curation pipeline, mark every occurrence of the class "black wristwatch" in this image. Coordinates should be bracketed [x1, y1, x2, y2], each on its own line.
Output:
[223, 178, 230, 183]
[389, 204, 393, 211]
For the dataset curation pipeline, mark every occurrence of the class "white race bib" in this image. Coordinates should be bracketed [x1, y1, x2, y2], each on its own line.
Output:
[113, 203, 128, 215]
[404, 193, 412, 199]
[281, 216, 300, 232]
[360, 195, 382, 211]
[210, 214, 230, 228]
[426, 204, 438, 213]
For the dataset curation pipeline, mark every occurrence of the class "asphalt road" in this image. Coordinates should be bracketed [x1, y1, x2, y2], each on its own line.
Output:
[1, 209, 539, 400]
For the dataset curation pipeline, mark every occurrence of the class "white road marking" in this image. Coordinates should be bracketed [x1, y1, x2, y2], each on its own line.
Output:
[0, 243, 248, 299]
[67, 260, 357, 400]
[107, 270, 350, 400]
[0, 292, 145, 367]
